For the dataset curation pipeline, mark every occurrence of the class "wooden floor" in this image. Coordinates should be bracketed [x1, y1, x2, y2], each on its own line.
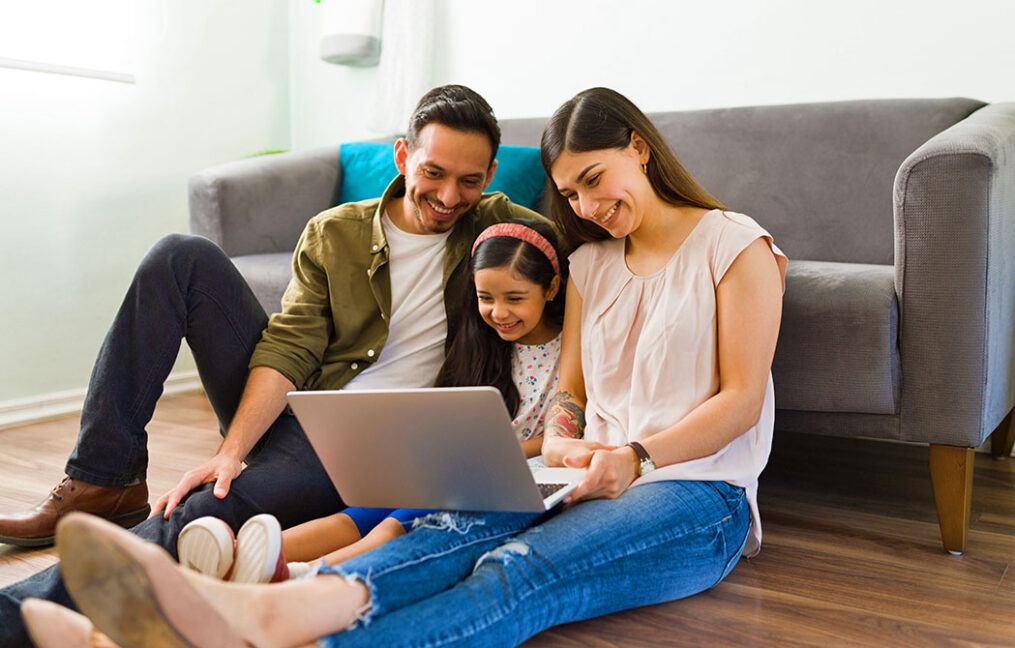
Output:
[1, 392, 1013, 647]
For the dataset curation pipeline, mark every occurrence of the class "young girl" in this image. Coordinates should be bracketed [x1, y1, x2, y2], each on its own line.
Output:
[173, 218, 567, 583]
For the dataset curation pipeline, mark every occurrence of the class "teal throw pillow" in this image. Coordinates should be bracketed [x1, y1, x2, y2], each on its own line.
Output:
[487, 145, 546, 211]
[337, 142, 399, 206]
[337, 142, 545, 210]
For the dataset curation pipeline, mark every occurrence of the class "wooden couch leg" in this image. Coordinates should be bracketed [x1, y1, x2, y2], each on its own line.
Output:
[928, 445, 974, 555]
[990, 410, 1015, 458]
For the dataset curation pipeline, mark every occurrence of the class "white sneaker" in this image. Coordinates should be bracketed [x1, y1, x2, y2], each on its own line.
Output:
[177, 516, 235, 580]
[230, 514, 289, 583]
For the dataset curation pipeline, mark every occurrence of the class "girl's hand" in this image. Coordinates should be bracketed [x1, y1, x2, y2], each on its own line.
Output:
[563, 445, 639, 503]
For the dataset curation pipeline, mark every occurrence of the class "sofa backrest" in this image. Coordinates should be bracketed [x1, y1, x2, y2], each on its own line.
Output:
[498, 98, 985, 265]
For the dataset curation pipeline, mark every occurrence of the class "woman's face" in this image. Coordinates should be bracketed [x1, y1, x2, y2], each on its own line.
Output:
[549, 135, 652, 239]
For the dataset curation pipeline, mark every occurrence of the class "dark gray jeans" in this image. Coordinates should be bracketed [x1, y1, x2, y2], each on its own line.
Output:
[0, 234, 343, 647]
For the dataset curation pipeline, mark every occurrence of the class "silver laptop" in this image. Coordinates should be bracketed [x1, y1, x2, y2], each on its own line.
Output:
[287, 386, 585, 512]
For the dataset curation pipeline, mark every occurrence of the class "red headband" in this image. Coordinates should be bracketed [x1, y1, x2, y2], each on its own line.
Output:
[470, 223, 561, 276]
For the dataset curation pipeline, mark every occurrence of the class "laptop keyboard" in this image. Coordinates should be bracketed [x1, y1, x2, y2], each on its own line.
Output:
[539, 483, 569, 499]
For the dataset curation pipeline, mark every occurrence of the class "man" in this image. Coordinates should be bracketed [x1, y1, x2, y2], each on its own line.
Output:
[0, 84, 541, 646]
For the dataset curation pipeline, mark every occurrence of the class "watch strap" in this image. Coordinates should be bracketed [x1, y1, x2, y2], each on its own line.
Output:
[626, 441, 651, 463]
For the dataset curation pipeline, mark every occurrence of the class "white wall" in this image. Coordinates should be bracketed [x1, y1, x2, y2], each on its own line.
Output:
[4, 0, 1013, 413]
[291, 0, 1015, 146]
[289, 1, 386, 149]
[0, 0, 289, 408]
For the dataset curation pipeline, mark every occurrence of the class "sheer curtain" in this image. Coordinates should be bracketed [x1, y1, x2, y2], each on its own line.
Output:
[368, 0, 435, 135]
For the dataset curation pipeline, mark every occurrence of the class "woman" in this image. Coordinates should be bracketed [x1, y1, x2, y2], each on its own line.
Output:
[22, 87, 786, 648]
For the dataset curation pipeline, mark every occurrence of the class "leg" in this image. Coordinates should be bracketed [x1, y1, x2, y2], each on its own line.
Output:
[283, 508, 395, 564]
[0, 414, 343, 647]
[0, 234, 275, 646]
[137, 413, 344, 555]
[324, 480, 749, 648]
[70, 233, 269, 485]
[990, 409, 1015, 458]
[929, 444, 974, 555]
[57, 509, 546, 647]
[0, 235, 268, 548]
[0, 560, 76, 648]
[314, 508, 430, 566]
[55, 513, 368, 648]
[322, 517, 407, 566]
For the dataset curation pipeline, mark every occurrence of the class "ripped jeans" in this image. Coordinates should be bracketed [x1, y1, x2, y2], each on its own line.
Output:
[318, 479, 751, 648]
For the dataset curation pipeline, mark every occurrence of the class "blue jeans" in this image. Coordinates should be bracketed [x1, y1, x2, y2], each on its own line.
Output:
[319, 479, 750, 648]
[0, 234, 343, 648]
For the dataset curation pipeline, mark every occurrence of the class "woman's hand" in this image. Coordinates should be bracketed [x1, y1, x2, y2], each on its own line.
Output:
[542, 436, 615, 467]
[563, 445, 639, 503]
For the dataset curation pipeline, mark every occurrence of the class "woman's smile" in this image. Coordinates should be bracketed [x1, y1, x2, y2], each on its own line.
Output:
[595, 202, 620, 228]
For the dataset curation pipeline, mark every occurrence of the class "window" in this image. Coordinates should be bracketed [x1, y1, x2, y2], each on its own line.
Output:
[0, 0, 134, 83]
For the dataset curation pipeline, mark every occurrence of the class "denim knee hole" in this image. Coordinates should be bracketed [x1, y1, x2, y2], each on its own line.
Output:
[473, 540, 531, 575]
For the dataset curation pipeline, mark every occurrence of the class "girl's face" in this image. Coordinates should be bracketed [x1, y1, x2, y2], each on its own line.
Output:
[474, 266, 560, 345]
[549, 134, 652, 239]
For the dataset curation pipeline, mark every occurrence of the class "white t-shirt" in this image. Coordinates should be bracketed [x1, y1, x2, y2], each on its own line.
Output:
[511, 333, 562, 439]
[344, 213, 452, 390]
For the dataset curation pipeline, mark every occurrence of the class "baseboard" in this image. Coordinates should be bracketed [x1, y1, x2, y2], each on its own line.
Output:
[0, 371, 202, 431]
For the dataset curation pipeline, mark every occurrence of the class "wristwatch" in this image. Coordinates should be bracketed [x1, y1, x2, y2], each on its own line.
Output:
[626, 441, 656, 476]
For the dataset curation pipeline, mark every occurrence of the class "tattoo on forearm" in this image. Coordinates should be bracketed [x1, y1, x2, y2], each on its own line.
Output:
[549, 391, 586, 439]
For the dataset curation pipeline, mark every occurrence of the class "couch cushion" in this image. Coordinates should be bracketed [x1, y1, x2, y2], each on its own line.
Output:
[773, 260, 899, 414]
[230, 252, 293, 316]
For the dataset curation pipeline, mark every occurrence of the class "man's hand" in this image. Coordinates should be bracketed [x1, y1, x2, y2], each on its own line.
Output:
[147, 366, 294, 520]
[563, 445, 638, 504]
[149, 452, 244, 519]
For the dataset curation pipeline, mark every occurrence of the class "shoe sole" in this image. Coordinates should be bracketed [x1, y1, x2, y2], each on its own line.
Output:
[57, 512, 246, 648]
[231, 514, 283, 583]
[0, 504, 151, 548]
[177, 517, 235, 579]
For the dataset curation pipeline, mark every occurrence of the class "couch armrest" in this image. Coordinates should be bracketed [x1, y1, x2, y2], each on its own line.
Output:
[188, 147, 341, 257]
[893, 102, 1015, 445]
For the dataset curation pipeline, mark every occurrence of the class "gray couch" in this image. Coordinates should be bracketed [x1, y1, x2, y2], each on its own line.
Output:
[189, 98, 1015, 554]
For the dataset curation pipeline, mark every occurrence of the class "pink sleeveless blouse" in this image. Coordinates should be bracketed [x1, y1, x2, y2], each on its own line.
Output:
[569, 210, 787, 556]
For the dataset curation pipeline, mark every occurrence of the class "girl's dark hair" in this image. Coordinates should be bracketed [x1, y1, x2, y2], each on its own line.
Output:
[435, 218, 566, 417]
[539, 87, 726, 249]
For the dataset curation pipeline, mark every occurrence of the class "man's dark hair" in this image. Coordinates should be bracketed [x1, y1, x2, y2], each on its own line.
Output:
[406, 85, 501, 165]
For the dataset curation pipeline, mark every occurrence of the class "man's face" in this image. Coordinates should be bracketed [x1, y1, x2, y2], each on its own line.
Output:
[392, 123, 498, 235]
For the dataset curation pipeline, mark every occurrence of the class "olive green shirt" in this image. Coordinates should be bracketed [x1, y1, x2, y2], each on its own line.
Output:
[248, 175, 542, 391]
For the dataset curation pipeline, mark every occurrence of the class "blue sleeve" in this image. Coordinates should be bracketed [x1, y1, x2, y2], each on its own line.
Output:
[343, 507, 397, 537]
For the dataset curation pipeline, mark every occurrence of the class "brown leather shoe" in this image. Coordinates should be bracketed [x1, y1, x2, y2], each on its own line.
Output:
[0, 477, 150, 547]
